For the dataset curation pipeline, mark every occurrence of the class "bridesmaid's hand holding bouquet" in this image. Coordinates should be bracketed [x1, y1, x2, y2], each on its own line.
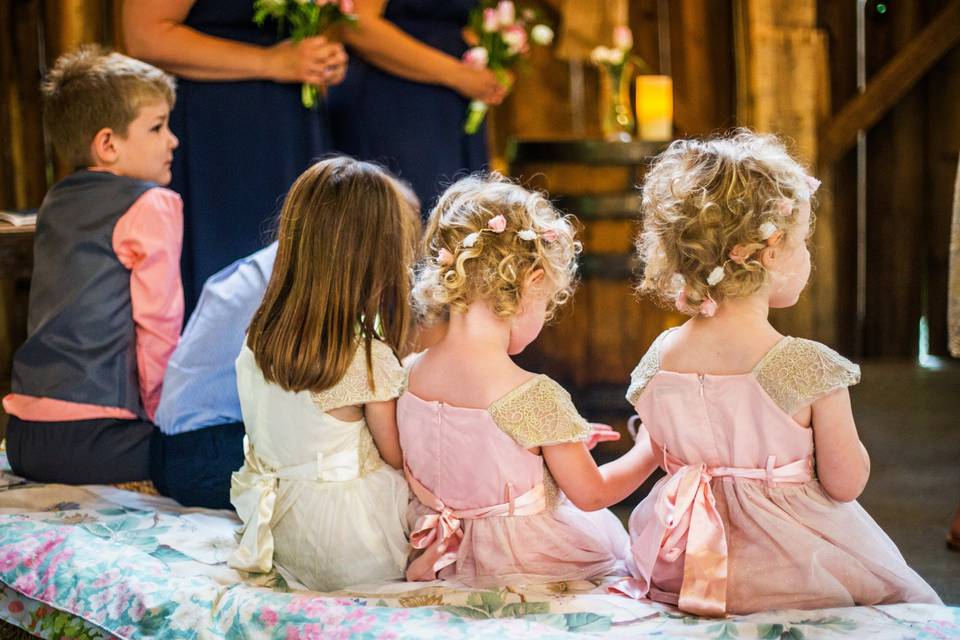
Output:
[254, 0, 358, 108]
[462, 1, 554, 134]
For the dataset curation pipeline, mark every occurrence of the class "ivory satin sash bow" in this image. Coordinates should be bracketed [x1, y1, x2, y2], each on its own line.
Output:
[404, 464, 546, 574]
[612, 450, 813, 617]
[229, 436, 361, 572]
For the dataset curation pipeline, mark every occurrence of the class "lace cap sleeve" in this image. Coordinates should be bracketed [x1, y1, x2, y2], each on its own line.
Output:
[311, 339, 406, 412]
[488, 376, 591, 448]
[754, 337, 861, 416]
[626, 329, 672, 407]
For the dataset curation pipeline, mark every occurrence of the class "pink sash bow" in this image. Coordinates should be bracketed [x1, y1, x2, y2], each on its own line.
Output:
[612, 450, 813, 617]
[404, 464, 546, 575]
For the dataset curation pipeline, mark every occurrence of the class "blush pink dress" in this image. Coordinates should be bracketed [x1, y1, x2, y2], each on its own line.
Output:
[398, 373, 629, 587]
[616, 330, 941, 616]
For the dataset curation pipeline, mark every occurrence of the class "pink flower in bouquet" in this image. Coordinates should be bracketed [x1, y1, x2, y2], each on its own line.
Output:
[497, 1, 516, 26]
[613, 25, 633, 51]
[482, 8, 499, 32]
[463, 46, 489, 69]
[502, 25, 528, 55]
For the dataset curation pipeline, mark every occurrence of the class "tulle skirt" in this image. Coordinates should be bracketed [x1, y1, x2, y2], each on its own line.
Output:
[627, 477, 942, 613]
[408, 496, 629, 588]
[272, 466, 410, 591]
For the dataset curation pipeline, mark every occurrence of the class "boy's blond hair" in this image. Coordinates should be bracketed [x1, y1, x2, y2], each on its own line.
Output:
[636, 130, 814, 315]
[414, 173, 581, 323]
[42, 45, 176, 168]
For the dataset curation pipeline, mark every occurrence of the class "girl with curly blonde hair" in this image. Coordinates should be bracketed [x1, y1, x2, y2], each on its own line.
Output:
[616, 130, 940, 614]
[398, 173, 658, 585]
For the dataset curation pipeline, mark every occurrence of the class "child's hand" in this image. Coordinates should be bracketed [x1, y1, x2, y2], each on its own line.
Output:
[586, 422, 621, 450]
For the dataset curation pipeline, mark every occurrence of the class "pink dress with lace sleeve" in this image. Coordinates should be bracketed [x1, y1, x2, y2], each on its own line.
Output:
[398, 374, 629, 587]
[616, 329, 941, 615]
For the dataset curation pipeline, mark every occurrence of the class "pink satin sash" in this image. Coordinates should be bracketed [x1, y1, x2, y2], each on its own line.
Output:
[404, 464, 546, 574]
[612, 450, 813, 617]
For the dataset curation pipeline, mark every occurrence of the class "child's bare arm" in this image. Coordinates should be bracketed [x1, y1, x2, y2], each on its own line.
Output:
[542, 428, 659, 511]
[811, 388, 870, 502]
[364, 398, 403, 470]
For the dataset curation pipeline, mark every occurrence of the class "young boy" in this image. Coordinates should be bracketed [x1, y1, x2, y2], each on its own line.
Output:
[3, 45, 183, 484]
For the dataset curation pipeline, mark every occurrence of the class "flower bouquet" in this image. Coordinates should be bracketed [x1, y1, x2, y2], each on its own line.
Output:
[253, 0, 357, 108]
[461, 1, 554, 134]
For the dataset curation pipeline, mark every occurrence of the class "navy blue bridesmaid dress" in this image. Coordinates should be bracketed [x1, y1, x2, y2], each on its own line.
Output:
[327, 0, 488, 215]
[169, 0, 332, 311]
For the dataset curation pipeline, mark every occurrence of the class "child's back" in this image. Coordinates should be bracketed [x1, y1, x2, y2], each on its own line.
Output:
[398, 175, 654, 586]
[3, 47, 182, 485]
[623, 328, 938, 613]
[228, 157, 419, 591]
[618, 131, 940, 614]
[232, 338, 410, 590]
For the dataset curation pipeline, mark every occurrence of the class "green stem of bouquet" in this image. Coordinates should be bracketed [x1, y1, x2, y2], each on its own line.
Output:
[463, 68, 511, 135]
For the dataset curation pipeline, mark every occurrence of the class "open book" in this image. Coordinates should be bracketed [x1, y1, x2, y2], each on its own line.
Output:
[0, 210, 37, 227]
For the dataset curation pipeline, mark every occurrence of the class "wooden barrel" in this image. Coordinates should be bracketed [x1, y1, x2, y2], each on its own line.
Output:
[508, 140, 685, 424]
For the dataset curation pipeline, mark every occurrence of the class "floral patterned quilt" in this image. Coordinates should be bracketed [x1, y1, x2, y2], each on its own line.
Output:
[0, 467, 956, 639]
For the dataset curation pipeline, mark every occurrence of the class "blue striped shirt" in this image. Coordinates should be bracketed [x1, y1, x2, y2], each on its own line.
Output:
[155, 243, 277, 435]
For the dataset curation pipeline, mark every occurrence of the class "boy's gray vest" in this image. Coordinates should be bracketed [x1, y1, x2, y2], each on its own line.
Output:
[12, 170, 157, 419]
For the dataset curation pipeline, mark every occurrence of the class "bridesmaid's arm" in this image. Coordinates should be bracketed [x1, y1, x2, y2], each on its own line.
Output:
[122, 0, 346, 85]
[340, 0, 506, 104]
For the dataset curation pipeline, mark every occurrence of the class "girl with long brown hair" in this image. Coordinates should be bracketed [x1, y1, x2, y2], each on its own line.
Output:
[228, 156, 420, 591]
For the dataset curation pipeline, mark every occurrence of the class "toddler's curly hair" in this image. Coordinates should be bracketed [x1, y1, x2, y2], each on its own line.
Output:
[636, 129, 815, 315]
[414, 173, 581, 323]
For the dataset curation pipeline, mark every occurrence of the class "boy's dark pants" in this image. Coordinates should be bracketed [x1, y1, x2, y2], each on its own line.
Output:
[6, 415, 153, 484]
[149, 422, 245, 510]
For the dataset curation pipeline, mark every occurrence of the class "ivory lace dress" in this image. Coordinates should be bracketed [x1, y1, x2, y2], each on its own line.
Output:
[398, 373, 629, 587]
[229, 339, 410, 591]
[617, 329, 941, 615]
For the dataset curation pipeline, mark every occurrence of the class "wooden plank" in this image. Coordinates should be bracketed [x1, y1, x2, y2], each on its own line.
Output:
[817, 0, 860, 355]
[863, 2, 925, 357]
[672, 0, 736, 136]
[818, 0, 960, 168]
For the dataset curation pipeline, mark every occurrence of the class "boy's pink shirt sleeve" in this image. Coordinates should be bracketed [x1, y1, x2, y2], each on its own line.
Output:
[112, 187, 184, 422]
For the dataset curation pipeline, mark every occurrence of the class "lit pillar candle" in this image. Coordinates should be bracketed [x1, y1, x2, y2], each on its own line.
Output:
[635, 75, 673, 141]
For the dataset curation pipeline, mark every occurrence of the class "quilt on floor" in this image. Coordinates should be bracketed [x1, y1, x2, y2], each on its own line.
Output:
[0, 465, 956, 639]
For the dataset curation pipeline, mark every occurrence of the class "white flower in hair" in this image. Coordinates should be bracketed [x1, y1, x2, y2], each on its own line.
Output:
[463, 232, 480, 248]
[758, 221, 779, 240]
[669, 272, 686, 290]
[517, 229, 537, 241]
[707, 266, 725, 286]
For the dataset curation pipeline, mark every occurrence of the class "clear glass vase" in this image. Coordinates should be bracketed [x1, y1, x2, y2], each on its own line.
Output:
[600, 62, 635, 142]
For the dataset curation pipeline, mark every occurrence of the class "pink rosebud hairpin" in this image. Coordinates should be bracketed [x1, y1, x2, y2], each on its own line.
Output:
[487, 215, 507, 233]
[541, 228, 559, 243]
[699, 296, 718, 317]
[805, 175, 821, 194]
[437, 248, 454, 266]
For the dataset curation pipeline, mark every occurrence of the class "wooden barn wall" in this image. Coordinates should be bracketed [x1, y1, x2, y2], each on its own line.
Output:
[816, 1, 960, 358]
[1, 0, 957, 409]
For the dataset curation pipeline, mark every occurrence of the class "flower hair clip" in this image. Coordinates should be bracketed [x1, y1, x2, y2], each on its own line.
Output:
[676, 287, 718, 318]
[437, 248, 454, 266]
[516, 224, 560, 243]
[758, 221, 779, 240]
[462, 215, 508, 249]
[706, 266, 725, 286]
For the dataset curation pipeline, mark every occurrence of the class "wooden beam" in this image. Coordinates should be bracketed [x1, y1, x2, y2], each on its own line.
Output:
[818, 0, 960, 167]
